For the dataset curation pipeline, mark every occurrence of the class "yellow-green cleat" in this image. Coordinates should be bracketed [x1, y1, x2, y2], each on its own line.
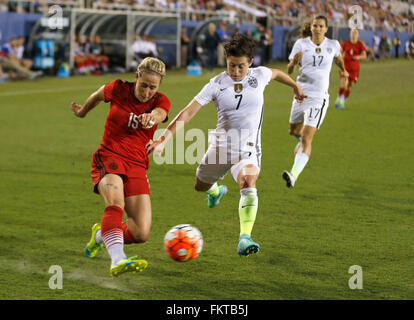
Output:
[207, 185, 228, 208]
[110, 256, 148, 277]
[85, 223, 104, 258]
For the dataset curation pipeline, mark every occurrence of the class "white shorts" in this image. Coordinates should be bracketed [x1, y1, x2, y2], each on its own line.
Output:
[196, 145, 261, 185]
[289, 95, 329, 129]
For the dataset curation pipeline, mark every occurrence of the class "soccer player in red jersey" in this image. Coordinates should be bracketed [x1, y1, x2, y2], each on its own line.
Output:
[71, 57, 171, 276]
[335, 28, 367, 110]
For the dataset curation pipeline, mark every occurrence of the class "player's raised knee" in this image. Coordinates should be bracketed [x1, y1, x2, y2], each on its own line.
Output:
[238, 174, 257, 189]
[133, 232, 150, 243]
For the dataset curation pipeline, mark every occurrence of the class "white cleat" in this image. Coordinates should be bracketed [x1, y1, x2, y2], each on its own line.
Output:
[282, 170, 295, 188]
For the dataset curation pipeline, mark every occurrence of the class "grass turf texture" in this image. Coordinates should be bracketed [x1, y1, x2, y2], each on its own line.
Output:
[0, 59, 413, 300]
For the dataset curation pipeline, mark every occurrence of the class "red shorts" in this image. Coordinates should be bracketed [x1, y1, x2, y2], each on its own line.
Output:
[340, 69, 359, 83]
[91, 148, 150, 197]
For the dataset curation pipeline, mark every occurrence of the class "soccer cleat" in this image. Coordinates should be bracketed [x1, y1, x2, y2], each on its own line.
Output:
[85, 223, 104, 258]
[335, 99, 345, 110]
[334, 98, 340, 108]
[207, 185, 228, 208]
[237, 234, 260, 256]
[282, 170, 295, 188]
[110, 256, 148, 277]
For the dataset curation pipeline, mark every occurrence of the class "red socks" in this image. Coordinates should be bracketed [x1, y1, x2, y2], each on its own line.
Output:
[101, 205, 123, 249]
[100, 205, 138, 245]
[101, 205, 123, 233]
[121, 223, 137, 244]
[339, 88, 351, 99]
[344, 89, 351, 98]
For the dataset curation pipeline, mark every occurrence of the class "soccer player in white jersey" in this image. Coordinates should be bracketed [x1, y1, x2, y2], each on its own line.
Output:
[282, 16, 348, 188]
[146, 33, 306, 256]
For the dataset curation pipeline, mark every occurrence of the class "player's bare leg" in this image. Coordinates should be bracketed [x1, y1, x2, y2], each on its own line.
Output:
[283, 125, 316, 188]
[94, 174, 147, 276]
[289, 122, 303, 142]
[124, 194, 152, 243]
[84, 174, 125, 259]
[195, 177, 228, 209]
[98, 174, 125, 209]
[237, 165, 258, 190]
[89, 173, 125, 257]
[300, 125, 316, 157]
[236, 164, 260, 256]
[289, 122, 304, 155]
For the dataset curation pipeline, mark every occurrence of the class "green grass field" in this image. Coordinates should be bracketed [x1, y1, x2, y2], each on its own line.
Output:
[0, 58, 413, 300]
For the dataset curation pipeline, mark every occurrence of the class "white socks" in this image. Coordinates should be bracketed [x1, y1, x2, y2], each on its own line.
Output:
[96, 229, 126, 265]
[107, 243, 127, 265]
[101, 229, 127, 265]
[291, 152, 309, 180]
[95, 229, 103, 244]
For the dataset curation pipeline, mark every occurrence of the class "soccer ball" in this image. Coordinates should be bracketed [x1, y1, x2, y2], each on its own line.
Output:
[164, 224, 203, 262]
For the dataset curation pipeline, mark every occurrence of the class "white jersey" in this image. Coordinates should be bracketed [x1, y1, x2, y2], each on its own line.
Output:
[194, 67, 273, 155]
[289, 36, 341, 98]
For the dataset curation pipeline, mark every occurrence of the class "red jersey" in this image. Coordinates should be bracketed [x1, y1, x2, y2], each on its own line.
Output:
[341, 41, 366, 71]
[101, 79, 171, 169]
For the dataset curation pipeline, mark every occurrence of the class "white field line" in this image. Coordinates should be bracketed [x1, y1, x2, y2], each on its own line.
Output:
[0, 85, 99, 97]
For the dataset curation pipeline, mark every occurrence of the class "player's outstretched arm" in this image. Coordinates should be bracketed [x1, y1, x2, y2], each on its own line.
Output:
[146, 99, 203, 156]
[271, 68, 307, 103]
[71, 85, 105, 118]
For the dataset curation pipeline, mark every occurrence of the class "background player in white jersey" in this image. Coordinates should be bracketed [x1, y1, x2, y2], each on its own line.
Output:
[146, 33, 306, 256]
[282, 15, 348, 188]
